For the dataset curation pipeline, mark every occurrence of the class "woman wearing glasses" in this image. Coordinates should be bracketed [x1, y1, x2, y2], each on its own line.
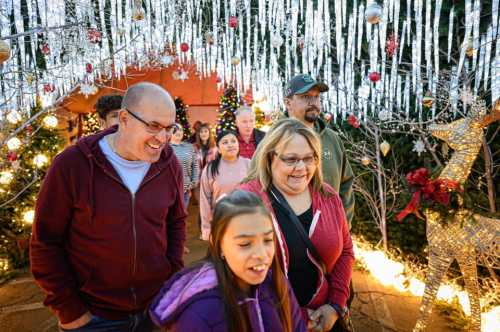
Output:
[199, 130, 250, 241]
[239, 118, 354, 332]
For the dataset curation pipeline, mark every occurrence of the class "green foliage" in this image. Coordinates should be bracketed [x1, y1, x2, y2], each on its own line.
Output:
[175, 97, 192, 140]
[216, 86, 240, 134]
[0, 100, 64, 273]
[435, 299, 470, 331]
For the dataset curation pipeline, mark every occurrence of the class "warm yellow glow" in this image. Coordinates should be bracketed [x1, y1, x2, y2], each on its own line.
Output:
[6, 110, 22, 124]
[22, 210, 35, 224]
[42, 114, 58, 128]
[33, 154, 49, 168]
[0, 257, 9, 271]
[6, 137, 22, 151]
[353, 239, 499, 330]
[0, 170, 14, 185]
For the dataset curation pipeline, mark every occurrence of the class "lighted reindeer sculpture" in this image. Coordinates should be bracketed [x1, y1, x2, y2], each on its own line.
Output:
[412, 98, 500, 332]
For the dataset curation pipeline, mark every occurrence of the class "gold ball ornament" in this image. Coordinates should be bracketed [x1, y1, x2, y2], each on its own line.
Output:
[133, 7, 145, 21]
[365, 3, 383, 25]
[231, 56, 241, 65]
[361, 156, 371, 166]
[422, 91, 435, 108]
[380, 141, 391, 157]
[0, 39, 11, 64]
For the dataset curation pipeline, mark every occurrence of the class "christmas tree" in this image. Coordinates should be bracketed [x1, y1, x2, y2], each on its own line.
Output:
[174, 97, 192, 140]
[216, 86, 240, 134]
[0, 99, 64, 275]
[81, 112, 101, 136]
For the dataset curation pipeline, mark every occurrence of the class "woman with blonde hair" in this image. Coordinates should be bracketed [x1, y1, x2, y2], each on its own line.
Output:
[240, 118, 354, 332]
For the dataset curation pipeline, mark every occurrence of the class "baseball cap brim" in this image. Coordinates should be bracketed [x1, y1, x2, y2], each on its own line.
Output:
[294, 82, 329, 94]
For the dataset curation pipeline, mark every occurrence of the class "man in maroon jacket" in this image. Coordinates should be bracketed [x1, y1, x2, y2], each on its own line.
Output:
[30, 82, 187, 331]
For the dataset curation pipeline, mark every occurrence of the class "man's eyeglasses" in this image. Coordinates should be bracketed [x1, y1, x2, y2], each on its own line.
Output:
[297, 94, 321, 104]
[125, 108, 176, 135]
[274, 153, 318, 167]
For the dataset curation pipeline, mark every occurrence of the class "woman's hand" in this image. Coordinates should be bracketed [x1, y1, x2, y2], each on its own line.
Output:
[307, 305, 338, 332]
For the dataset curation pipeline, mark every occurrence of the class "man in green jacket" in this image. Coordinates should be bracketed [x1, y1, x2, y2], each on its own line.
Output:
[284, 74, 355, 226]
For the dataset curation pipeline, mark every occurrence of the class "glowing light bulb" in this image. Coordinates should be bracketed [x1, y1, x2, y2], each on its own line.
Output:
[43, 115, 58, 128]
[7, 137, 22, 151]
[23, 210, 35, 224]
[33, 154, 49, 168]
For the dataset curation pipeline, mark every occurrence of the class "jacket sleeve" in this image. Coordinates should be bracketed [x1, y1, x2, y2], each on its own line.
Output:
[166, 162, 188, 273]
[191, 145, 200, 187]
[337, 138, 355, 227]
[327, 195, 355, 308]
[199, 168, 213, 240]
[30, 153, 88, 324]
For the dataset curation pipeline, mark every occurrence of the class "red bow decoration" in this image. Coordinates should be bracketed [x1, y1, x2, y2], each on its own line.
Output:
[396, 168, 462, 222]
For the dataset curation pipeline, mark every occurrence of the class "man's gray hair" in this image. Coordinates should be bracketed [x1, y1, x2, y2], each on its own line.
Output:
[234, 105, 255, 119]
[122, 82, 175, 112]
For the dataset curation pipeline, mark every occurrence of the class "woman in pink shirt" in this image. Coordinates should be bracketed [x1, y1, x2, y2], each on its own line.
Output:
[199, 130, 250, 240]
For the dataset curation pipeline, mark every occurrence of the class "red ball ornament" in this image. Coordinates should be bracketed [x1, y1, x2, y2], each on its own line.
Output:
[229, 16, 238, 28]
[216, 76, 222, 83]
[86, 63, 93, 73]
[25, 124, 33, 134]
[180, 43, 189, 52]
[368, 71, 381, 83]
[44, 83, 55, 93]
[87, 28, 102, 43]
[41, 43, 50, 55]
[386, 33, 398, 58]
[7, 151, 18, 162]
[347, 114, 360, 128]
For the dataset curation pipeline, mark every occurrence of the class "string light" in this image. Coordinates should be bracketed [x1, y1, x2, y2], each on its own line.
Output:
[0, 171, 14, 185]
[33, 153, 49, 168]
[22, 209, 34, 224]
[42, 115, 58, 129]
[6, 137, 22, 151]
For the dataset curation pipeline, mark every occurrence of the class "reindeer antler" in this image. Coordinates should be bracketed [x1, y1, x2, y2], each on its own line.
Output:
[478, 99, 500, 128]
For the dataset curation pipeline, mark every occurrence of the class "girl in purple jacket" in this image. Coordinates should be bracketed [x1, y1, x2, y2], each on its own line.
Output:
[149, 190, 306, 332]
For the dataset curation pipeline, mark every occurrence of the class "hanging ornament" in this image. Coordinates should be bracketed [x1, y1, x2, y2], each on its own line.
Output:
[86, 63, 93, 74]
[204, 32, 214, 45]
[368, 72, 381, 83]
[386, 33, 398, 58]
[7, 151, 18, 162]
[87, 28, 102, 43]
[33, 154, 49, 168]
[378, 110, 391, 121]
[466, 38, 475, 58]
[365, 3, 383, 24]
[347, 114, 360, 128]
[297, 36, 305, 50]
[324, 113, 332, 122]
[422, 91, 435, 108]
[22, 210, 35, 225]
[41, 43, 50, 55]
[133, 7, 145, 21]
[160, 55, 173, 66]
[216, 76, 222, 83]
[6, 110, 22, 124]
[229, 16, 238, 28]
[180, 43, 189, 52]
[171, 70, 181, 80]
[44, 83, 55, 93]
[26, 73, 35, 85]
[358, 85, 370, 99]
[361, 156, 371, 166]
[231, 56, 241, 65]
[42, 115, 58, 128]
[380, 141, 391, 157]
[271, 34, 284, 48]
[6, 137, 21, 151]
[25, 124, 33, 135]
[0, 170, 14, 185]
[412, 139, 426, 156]
[0, 39, 11, 64]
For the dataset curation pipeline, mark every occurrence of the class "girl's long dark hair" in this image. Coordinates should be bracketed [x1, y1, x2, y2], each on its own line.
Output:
[207, 190, 293, 332]
[207, 130, 238, 179]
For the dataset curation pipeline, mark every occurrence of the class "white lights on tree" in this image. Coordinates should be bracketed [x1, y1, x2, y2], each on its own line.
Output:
[0, 170, 14, 185]
[42, 115, 58, 129]
[22, 210, 35, 224]
[33, 154, 49, 168]
[6, 137, 21, 151]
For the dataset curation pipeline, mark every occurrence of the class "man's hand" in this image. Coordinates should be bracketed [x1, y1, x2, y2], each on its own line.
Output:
[308, 305, 339, 332]
[59, 311, 93, 330]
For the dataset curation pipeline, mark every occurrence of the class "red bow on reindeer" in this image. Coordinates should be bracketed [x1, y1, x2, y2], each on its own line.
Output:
[396, 168, 461, 222]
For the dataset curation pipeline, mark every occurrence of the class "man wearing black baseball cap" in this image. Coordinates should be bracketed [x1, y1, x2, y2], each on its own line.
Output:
[284, 74, 355, 226]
